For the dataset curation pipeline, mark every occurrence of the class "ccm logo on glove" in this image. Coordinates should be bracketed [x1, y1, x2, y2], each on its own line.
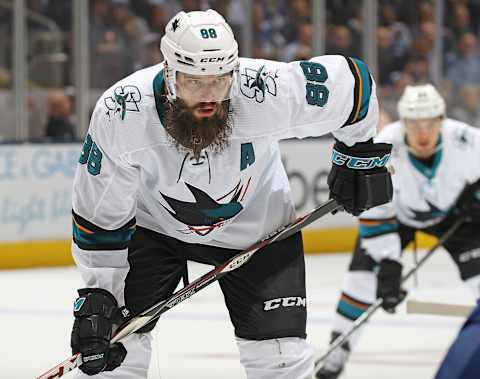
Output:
[332, 149, 391, 170]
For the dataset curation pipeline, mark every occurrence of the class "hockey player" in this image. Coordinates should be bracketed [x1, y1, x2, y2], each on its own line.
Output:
[69, 9, 393, 379]
[316, 84, 480, 379]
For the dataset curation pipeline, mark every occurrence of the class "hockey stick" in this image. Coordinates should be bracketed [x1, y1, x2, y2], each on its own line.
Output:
[314, 215, 466, 373]
[38, 198, 341, 379]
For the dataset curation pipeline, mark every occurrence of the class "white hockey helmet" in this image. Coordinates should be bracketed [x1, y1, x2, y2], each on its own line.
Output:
[397, 84, 446, 120]
[160, 9, 239, 101]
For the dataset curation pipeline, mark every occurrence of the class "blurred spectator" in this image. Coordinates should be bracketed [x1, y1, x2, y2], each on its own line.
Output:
[0, 66, 10, 88]
[417, 1, 434, 23]
[224, 0, 250, 54]
[445, 32, 480, 125]
[380, 4, 412, 60]
[445, 33, 480, 96]
[280, 22, 312, 62]
[91, 0, 110, 31]
[110, 0, 150, 71]
[378, 71, 414, 119]
[450, 86, 480, 127]
[147, 2, 170, 34]
[448, 3, 474, 43]
[403, 54, 432, 83]
[327, 0, 360, 25]
[252, 0, 289, 60]
[325, 25, 360, 57]
[138, 33, 163, 67]
[283, 0, 311, 43]
[44, 90, 76, 141]
[43, 0, 72, 32]
[89, 0, 133, 88]
[376, 26, 402, 86]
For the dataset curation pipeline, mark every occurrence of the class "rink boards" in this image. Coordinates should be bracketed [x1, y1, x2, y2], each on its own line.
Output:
[0, 140, 436, 268]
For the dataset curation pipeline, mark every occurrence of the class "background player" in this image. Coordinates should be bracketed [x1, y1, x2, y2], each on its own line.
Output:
[316, 84, 480, 379]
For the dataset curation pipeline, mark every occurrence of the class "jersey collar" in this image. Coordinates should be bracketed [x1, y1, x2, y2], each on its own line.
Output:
[152, 69, 166, 125]
[407, 136, 443, 181]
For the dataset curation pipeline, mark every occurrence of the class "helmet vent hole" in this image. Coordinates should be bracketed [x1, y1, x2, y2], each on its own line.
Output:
[203, 49, 220, 52]
[184, 56, 194, 62]
[176, 59, 195, 67]
[174, 52, 182, 58]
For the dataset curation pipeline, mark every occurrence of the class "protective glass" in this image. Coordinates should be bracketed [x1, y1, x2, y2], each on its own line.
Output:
[404, 118, 442, 134]
[175, 70, 239, 102]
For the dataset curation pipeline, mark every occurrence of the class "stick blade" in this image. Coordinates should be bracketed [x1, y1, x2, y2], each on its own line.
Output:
[406, 299, 474, 317]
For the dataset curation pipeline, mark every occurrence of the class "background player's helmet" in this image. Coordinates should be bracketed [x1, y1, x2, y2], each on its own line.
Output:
[397, 84, 446, 120]
[160, 9, 239, 101]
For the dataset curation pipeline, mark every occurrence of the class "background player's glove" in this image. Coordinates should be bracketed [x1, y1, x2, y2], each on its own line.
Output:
[327, 139, 393, 216]
[453, 179, 480, 221]
[71, 288, 127, 375]
[376, 259, 407, 313]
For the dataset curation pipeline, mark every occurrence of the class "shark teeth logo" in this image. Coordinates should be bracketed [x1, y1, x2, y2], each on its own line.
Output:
[160, 180, 251, 236]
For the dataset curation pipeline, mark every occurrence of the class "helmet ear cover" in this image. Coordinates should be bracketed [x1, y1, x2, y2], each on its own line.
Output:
[397, 84, 446, 120]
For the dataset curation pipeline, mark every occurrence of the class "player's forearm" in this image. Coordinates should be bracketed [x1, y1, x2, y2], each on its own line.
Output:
[72, 243, 130, 306]
[358, 215, 401, 262]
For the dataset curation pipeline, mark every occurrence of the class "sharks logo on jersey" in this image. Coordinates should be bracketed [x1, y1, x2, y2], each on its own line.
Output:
[104, 85, 142, 121]
[406, 199, 448, 223]
[159, 179, 252, 236]
[240, 65, 278, 103]
[453, 128, 473, 149]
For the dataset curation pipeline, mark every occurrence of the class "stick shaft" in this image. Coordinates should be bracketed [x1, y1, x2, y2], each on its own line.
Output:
[38, 199, 340, 379]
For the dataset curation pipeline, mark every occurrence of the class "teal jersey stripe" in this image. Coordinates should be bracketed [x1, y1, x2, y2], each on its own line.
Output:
[337, 299, 365, 321]
[72, 221, 135, 250]
[153, 69, 166, 125]
[359, 222, 398, 238]
[351, 58, 372, 120]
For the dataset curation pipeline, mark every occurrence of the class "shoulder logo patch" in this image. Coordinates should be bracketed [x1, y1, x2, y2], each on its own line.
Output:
[104, 85, 142, 121]
[240, 65, 278, 103]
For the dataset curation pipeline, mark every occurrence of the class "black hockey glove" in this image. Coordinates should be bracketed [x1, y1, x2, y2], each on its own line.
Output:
[453, 179, 480, 222]
[71, 288, 127, 375]
[327, 139, 393, 216]
[376, 259, 407, 313]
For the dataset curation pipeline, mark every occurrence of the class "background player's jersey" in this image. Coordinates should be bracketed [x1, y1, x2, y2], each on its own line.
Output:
[72, 55, 378, 302]
[358, 119, 480, 262]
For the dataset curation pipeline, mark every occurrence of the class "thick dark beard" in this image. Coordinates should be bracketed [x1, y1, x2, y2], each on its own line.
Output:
[164, 99, 233, 159]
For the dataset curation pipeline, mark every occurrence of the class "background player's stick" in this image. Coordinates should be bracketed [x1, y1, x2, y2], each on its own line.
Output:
[314, 215, 466, 373]
[406, 299, 474, 317]
[38, 198, 341, 379]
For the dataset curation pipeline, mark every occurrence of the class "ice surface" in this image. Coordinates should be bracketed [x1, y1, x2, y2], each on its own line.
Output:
[1, 248, 472, 378]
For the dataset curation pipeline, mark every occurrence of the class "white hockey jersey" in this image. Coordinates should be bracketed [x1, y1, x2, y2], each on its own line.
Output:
[359, 119, 480, 263]
[71, 56, 378, 302]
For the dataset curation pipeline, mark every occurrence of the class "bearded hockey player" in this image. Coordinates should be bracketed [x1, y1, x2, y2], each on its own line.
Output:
[70, 9, 392, 379]
[316, 84, 480, 379]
